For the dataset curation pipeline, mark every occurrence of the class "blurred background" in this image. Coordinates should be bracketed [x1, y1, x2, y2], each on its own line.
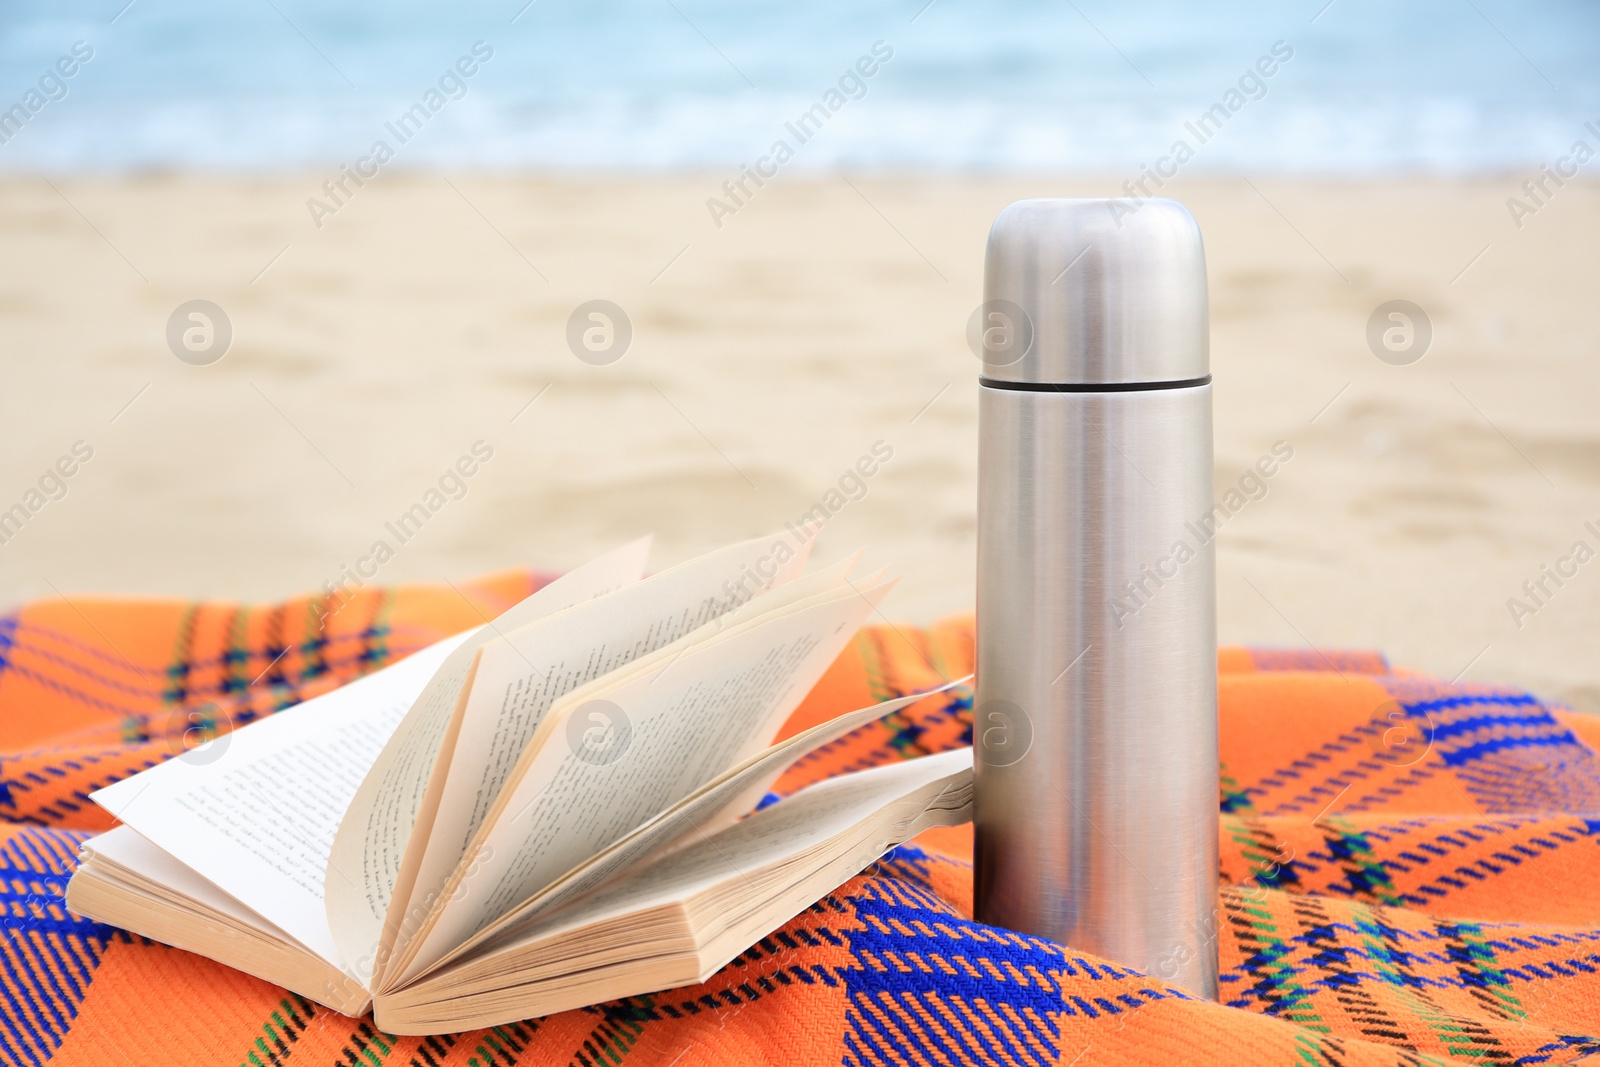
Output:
[1, 0, 1597, 707]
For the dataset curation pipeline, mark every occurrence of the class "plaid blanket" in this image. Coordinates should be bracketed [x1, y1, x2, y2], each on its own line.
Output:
[2, 570, 1598, 1066]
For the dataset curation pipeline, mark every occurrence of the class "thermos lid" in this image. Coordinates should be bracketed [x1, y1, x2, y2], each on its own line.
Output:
[979, 197, 1209, 386]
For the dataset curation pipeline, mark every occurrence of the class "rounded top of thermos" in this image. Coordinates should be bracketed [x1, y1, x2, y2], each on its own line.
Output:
[979, 197, 1209, 385]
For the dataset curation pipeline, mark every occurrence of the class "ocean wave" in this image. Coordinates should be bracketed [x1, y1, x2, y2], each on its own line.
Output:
[0, 0, 1595, 172]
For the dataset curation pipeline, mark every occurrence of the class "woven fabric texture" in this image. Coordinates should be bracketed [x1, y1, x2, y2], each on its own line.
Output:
[1, 570, 1597, 1066]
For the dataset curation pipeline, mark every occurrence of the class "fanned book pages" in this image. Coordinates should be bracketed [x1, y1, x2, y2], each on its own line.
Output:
[64, 534, 975, 1035]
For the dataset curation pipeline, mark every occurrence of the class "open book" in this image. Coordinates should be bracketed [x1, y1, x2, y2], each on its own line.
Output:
[65, 534, 974, 1034]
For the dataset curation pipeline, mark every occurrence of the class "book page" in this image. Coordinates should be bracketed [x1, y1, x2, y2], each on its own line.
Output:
[374, 552, 852, 986]
[375, 553, 857, 986]
[410, 678, 967, 982]
[390, 580, 887, 983]
[379, 749, 971, 1032]
[71, 827, 373, 1017]
[545, 747, 970, 928]
[80, 826, 292, 941]
[321, 537, 653, 978]
[494, 555, 871, 748]
[374, 534, 816, 983]
[90, 631, 470, 970]
[466, 748, 974, 961]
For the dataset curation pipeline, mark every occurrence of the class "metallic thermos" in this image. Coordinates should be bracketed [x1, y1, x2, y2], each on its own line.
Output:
[974, 198, 1219, 999]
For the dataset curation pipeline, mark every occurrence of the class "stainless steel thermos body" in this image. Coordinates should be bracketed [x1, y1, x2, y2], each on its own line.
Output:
[974, 198, 1219, 999]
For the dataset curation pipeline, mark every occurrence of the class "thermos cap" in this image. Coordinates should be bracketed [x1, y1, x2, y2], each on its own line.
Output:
[980, 197, 1209, 386]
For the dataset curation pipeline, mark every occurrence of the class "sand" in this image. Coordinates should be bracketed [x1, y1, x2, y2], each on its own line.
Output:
[0, 174, 1596, 710]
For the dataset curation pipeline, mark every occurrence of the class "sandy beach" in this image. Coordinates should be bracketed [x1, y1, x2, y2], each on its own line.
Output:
[0, 174, 1595, 709]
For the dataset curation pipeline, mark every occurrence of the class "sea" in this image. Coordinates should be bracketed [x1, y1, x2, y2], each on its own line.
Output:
[1, 0, 1596, 172]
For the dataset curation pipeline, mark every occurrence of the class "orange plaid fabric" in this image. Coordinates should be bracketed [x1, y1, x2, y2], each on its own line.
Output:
[2, 571, 1597, 1065]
